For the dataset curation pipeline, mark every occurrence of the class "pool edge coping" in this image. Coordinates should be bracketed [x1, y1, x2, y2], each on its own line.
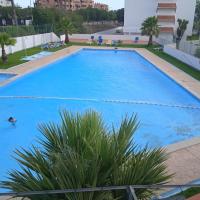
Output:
[166, 136, 200, 153]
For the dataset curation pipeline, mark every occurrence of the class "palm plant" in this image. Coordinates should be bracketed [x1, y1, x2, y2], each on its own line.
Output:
[176, 19, 189, 49]
[56, 17, 75, 44]
[141, 16, 160, 46]
[0, 32, 16, 63]
[2, 110, 171, 200]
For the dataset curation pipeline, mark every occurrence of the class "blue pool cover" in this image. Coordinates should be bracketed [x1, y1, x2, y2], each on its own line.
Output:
[0, 49, 200, 186]
[21, 51, 53, 61]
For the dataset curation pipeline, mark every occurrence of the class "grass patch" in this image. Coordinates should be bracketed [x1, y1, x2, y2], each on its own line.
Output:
[187, 35, 199, 41]
[0, 47, 42, 69]
[172, 187, 200, 199]
[182, 187, 200, 198]
[147, 47, 200, 81]
[0, 45, 70, 69]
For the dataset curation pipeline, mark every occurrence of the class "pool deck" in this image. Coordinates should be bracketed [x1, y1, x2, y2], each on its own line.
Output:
[0, 45, 200, 188]
[166, 137, 200, 185]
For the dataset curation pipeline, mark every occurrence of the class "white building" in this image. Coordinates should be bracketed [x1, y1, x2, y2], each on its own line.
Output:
[0, 0, 11, 7]
[123, 0, 196, 42]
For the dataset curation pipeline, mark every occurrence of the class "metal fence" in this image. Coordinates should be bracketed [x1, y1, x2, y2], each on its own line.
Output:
[0, 24, 54, 37]
[1, 184, 200, 200]
[179, 39, 200, 58]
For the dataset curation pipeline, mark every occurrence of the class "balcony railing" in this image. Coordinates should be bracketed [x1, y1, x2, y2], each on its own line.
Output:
[157, 3, 177, 10]
[157, 15, 176, 23]
[160, 27, 174, 33]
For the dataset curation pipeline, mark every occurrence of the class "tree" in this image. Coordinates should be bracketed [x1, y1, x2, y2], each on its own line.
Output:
[194, 20, 200, 35]
[2, 110, 172, 200]
[0, 33, 16, 63]
[195, 0, 200, 23]
[176, 19, 189, 49]
[194, 1, 200, 35]
[56, 18, 75, 43]
[10, 0, 18, 25]
[32, 8, 56, 25]
[141, 16, 160, 46]
[116, 8, 124, 23]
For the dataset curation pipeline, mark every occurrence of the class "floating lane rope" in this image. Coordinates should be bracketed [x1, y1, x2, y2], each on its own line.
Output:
[0, 95, 200, 110]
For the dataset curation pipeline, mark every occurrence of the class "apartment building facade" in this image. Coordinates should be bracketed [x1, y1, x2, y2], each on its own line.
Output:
[94, 3, 108, 11]
[123, 0, 196, 41]
[0, 0, 11, 7]
[35, 0, 108, 11]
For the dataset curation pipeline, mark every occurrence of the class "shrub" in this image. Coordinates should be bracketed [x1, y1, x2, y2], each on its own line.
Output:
[2, 110, 172, 200]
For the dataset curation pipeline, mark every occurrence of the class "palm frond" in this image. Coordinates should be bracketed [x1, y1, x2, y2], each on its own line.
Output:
[2, 110, 172, 200]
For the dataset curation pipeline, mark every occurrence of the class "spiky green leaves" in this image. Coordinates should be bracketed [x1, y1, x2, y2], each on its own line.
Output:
[0, 32, 16, 63]
[2, 110, 171, 200]
[141, 16, 160, 46]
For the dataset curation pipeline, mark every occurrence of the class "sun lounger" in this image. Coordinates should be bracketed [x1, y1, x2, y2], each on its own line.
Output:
[134, 37, 139, 43]
[98, 36, 103, 45]
[41, 43, 49, 50]
[87, 39, 92, 45]
[106, 40, 112, 46]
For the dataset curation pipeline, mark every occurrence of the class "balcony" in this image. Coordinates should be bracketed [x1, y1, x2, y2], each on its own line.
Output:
[157, 15, 175, 23]
[157, 3, 177, 10]
[160, 27, 174, 33]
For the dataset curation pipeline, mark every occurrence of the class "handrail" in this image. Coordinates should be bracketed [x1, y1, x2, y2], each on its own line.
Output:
[1, 184, 200, 197]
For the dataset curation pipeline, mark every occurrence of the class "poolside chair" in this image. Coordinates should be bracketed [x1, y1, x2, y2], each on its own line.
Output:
[106, 40, 112, 46]
[112, 40, 119, 46]
[153, 46, 163, 51]
[91, 35, 95, 41]
[134, 37, 139, 43]
[87, 39, 92, 45]
[41, 43, 49, 50]
[98, 36, 103, 45]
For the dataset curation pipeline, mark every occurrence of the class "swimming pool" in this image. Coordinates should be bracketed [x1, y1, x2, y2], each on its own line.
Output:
[0, 73, 15, 83]
[0, 48, 200, 186]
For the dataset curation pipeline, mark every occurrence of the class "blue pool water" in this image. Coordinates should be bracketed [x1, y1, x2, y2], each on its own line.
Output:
[0, 49, 200, 186]
[0, 73, 15, 83]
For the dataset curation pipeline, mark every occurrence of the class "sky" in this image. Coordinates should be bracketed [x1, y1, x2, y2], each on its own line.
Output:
[14, 0, 124, 10]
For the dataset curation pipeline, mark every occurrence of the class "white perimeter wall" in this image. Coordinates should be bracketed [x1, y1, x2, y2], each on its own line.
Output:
[0, 32, 60, 56]
[164, 44, 200, 71]
[60, 34, 149, 41]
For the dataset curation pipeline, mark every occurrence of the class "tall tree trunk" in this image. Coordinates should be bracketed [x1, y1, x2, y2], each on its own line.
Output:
[10, 0, 18, 26]
[58, 0, 62, 9]
[1, 45, 8, 63]
[65, 31, 69, 43]
[148, 35, 153, 46]
[176, 38, 180, 49]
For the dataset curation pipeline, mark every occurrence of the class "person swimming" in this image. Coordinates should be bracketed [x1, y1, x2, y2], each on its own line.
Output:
[8, 117, 17, 125]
